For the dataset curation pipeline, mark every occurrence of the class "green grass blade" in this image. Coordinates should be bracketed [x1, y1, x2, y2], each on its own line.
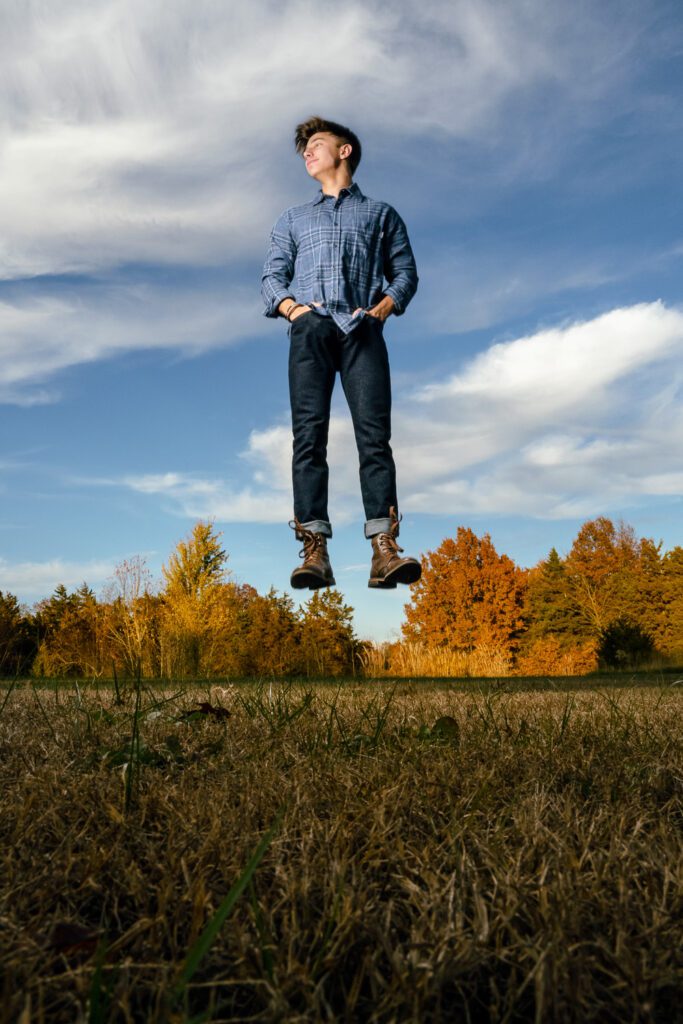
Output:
[175, 806, 284, 994]
[87, 939, 115, 1024]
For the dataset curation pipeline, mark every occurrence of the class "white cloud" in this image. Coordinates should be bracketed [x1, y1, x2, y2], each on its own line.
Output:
[114, 302, 683, 522]
[0, 0, 650, 278]
[0, 281, 261, 402]
[0, 0, 671, 403]
[122, 471, 293, 525]
[401, 302, 683, 515]
[119, 415, 361, 525]
[416, 302, 682, 414]
[0, 556, 118, 601]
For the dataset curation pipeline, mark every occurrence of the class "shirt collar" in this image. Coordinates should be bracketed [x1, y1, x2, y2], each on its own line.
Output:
[313, 181, 363, 205]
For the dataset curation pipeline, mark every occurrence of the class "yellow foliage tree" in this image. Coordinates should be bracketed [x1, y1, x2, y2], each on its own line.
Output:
[102, 556, 158, 678]
[33, 584, 103, 678]
[161, 521, 229, 678]
[300, 589, 358, 677]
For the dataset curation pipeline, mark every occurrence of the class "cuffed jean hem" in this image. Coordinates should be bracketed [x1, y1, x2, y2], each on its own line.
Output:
[299, 519, 333, 538]
[365, 517, 394, 539]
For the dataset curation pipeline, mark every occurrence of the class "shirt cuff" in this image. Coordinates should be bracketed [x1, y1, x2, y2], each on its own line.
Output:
[263, 289, 294, 318]
[384, 286, 406, 316]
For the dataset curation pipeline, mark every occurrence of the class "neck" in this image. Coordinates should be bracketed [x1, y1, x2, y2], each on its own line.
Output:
[317, 168, 353, 198]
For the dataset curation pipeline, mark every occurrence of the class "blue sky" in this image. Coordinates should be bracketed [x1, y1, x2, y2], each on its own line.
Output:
[2, 0, 683, 642]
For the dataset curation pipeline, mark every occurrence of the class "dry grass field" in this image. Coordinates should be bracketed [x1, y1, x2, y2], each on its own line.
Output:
[1, 675, 682, 1023]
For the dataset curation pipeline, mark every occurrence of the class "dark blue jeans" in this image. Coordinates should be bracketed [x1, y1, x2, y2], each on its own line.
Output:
[288, 311, 398, 538]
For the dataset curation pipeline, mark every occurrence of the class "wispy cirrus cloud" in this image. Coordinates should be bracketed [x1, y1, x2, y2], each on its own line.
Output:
[414, 241, 663, 335]
[0, 278, 261, 404]
[0, 0, 660, 279]
[114, 302, 683, 522]
[1, 0, 676, 409]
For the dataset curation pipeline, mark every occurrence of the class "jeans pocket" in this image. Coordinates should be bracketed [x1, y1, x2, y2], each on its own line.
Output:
[291, 308, 314, 328]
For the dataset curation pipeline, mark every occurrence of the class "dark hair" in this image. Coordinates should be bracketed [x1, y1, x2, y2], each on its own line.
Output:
[294, 116, 362, 175]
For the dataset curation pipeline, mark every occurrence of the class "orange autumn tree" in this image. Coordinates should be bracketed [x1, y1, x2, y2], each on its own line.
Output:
[564, 517, 642, 632]
[564, 517, 665, 642]
[402, 527, 527, 657]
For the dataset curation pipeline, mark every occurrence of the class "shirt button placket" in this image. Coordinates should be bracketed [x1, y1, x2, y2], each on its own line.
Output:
[332, 204, 339, 304]
[333, 199, 342, 303]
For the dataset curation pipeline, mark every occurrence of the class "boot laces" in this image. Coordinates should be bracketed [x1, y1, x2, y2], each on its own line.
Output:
[289, 518, 326, 561]
[377, 507, 404, 555]
[377, 532, 404, 556]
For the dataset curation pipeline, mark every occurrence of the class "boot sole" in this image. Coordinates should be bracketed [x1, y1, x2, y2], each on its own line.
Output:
[291, 572, 336, 590]
[368, 562, 421, 589]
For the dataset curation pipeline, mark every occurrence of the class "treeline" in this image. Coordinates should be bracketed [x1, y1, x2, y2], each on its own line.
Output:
[0, 524, 359, 680]
[1, 517, 682, 680]
[388, 516, 683, 676]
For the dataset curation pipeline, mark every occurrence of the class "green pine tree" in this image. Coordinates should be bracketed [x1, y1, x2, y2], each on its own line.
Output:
[522, 548, 592, 648]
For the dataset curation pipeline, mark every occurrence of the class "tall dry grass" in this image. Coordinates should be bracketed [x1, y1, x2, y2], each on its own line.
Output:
[360, 641, 512, 678]
[1, 677, 682, 1022]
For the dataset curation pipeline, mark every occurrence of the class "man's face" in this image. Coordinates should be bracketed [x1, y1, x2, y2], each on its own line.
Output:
[302, 132, 351, 179]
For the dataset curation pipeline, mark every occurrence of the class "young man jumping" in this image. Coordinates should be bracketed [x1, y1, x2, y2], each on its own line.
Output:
[261, 115, 421, 591]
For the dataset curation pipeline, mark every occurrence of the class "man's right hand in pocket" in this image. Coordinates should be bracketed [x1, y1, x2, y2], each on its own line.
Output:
[290, 305, 313, 321]
[278, 299, 324, 321]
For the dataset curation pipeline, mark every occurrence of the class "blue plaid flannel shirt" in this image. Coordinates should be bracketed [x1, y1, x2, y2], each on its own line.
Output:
[261, 181, 418, 335]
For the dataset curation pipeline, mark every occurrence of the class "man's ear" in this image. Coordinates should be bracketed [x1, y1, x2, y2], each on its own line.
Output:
[340, 143, 352, 161]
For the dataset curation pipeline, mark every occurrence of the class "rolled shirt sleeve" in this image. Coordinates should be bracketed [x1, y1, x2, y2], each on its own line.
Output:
[382, 208, 418, 316]
[261, 209, 296, 318]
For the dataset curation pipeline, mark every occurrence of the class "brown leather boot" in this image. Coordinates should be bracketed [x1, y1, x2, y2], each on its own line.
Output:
[289, 519, 336, 589]
[368, 507, 421, 589]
